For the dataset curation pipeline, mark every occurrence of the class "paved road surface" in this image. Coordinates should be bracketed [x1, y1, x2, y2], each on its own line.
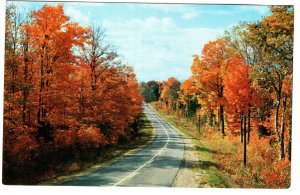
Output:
[61, 104, 184, 187]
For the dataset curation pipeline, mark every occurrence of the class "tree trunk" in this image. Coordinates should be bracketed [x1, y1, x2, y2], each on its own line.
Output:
[91, 65, 96, 90]
[279, 121, 285, 160]
[247, 109, 251, 144]
[274, 80, 282, 138]
[288, 126, 292, 161]
[38, 47, 45, 124]
[288, 108, 292, 160]
[22, 61, 28, 124]
[240, 114, 243, 143]
[198, 115, 201, 133]
[274, 100, 280, 138]
[22, 38, 29, 125]
[79, 69, 85, 121]
[243, 115, 247, 166]
[220, 105, 225, 136]
[279, 96, 287, 160]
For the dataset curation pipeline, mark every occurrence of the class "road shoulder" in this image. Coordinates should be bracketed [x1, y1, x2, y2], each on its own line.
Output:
[172, 136, 208, 187]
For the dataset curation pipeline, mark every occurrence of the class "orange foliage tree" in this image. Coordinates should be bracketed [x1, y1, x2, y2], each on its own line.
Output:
[190, 39, 228, 135]
[224, 55, 265, 166]
[178, 77, 199, 119]
[153, 5, 293, 188]
[160, 77, 181, 111]
[224, 55, 263, 138]
[3, 4, 143, 184]
[21, 4, 90, 140]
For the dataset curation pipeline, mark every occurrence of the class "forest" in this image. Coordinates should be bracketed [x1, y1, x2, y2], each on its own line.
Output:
[3, 3, 293, 188]
[140, 6, 293, 188]
[3, 4, 143, 184]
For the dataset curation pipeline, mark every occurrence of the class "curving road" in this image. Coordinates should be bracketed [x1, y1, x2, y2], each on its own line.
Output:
[60, 104, 184, 187]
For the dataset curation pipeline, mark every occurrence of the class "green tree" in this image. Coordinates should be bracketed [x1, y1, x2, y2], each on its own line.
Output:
[140, 80, 161, 102]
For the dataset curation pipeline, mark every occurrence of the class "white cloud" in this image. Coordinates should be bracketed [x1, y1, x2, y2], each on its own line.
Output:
[102, 17, 224, 82]
[199, 6, 268, 16]
[134, 4, 268, 21]
[238, 6, 269, 15]
[207, 9, 233, 15]
[138, 4, 200, 21]
[138, 4, 186, 13]
[249, 6, 269, 15]
[79, 3, 106, 7]
[65, 6, 90, 26]
[182, 12, 199, 20]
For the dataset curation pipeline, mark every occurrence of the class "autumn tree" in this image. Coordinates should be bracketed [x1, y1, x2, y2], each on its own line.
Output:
[224, 56, 252, 135]
[160, 77, 181, 111]
[224, 55, 264, 165]
[191, 39, 228, 135]
[223, 23, 260, 66]
[178, 78, 199, 119]
[23, 4, 90, 140]
[223, 23, 264, 142]
[19, 16, 34, 126]
[3, 4, 144, 184]
[77, 25, 143, 142]
[248, 5, 293, 160]
[84, 26, 119, 90]
[4, 4, 23, 125]
[3, 5, 39, 183]
[153, 5, 293, 187]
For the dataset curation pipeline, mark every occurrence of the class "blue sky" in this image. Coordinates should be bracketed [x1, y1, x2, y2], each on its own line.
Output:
[8, 1, 270, 82]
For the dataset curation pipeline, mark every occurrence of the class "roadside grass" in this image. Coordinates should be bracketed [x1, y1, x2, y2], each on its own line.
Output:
[40, 112, 154, 185]
[131, 112, 155, 147]
[92, 112, 155, 165]
[91, 112, 155, 163]
[150, 104, 238, 188]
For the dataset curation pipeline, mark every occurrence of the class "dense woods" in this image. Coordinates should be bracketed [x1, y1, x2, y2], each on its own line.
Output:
[143, 6, 293, 188]
[3, 4, 143, 184]
[4, 3, 293, 188]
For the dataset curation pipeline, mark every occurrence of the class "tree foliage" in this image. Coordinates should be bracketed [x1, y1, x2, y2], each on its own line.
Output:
[150, 5, 293, 188]
[160, 77, 180, 111]
[3, 4, 143, 184]
[247, 5, 293, 160]
[139, 81, 161, 102]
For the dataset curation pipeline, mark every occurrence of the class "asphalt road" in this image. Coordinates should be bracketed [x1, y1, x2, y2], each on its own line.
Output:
[60, 104, 184, 187]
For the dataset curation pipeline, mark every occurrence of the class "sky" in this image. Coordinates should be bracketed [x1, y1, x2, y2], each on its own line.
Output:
[7, 1, 271, 82]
